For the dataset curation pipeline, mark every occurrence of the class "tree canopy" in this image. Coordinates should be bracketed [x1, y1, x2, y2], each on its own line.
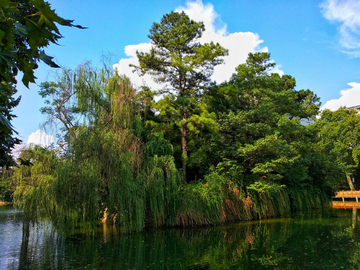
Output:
[134, 11, 228, 181]
[316, 107, 360, 190]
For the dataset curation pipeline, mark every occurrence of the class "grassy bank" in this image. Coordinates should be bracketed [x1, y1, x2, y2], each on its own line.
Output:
[164, 184, 330, 228]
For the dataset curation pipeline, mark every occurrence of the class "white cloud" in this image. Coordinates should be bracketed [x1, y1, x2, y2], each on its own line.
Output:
[269, 64, 285, 77]
[11, 131, 61, 161]
[113, 43, 158, 90]
[176, 0, 227, 37]
[11, 143, 27, 160]
[113, 0, 281, 89]
[321, 82, 360, 110]
[320, 0, 360, 56]
[27, 129, 55, 148]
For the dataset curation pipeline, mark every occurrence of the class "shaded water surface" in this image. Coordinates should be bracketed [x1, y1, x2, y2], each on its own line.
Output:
[1, 206, 360, 269]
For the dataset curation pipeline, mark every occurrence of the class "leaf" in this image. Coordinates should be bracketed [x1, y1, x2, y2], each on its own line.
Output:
[39, 50, 60, 68]
[0, 111, 13, 130]
[22, 70, 36, 88]
[32, 0, 86, 31]
[12, 23, 32, 38]
[32, 0, 64, 33]
[21, 61, 37, 88]
[7, 13, 23, 22]
[58, 20, 87, 29]
[0, 47, 16, 67]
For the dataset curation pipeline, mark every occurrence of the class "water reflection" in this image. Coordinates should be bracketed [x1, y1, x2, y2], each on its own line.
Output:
[1, 207, 360, 269]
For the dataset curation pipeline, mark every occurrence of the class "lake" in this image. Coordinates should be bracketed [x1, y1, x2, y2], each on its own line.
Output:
[1, 205, 360, 269]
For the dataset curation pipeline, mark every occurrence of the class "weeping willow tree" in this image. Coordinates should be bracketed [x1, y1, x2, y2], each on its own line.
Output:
[37, 64, 144, 231]
[12, 145, 59, 223]
[10, 62, 185, 232]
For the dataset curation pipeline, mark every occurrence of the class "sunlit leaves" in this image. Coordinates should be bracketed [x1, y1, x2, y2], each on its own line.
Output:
[0, 0, 85, 88]
[135, 11, 228, 180]
[316, 107, 360, 188]
[211, 52, 324, 191]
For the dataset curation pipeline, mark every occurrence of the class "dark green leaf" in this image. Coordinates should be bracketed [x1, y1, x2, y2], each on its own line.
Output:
[39, 50, 60, 68]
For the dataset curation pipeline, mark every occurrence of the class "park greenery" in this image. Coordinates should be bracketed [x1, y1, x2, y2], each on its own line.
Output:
[1, 6, 359, 232]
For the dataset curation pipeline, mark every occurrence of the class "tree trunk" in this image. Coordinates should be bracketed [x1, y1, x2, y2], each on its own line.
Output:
[353, 208, 357, 229]
[346, 172, 355, 191]
[181, 123, 187, 182]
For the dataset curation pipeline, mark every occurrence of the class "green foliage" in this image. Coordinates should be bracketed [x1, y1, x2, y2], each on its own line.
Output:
[0, 168, 13, 202]
[144, 154, 181, 227]
[315, 107, 360, 189]
[0, 0, 84, 87]
[134, 11, 228, 181]
[135, 11, 228, 92]
[206, 52, 327, 196]
[287, 188, 329, 212]
[247, 181, 285, 194]
[175, 171, 227, 226]
[0, 83, 21, 167]
[12, 145, 59, 222]
[9, 11, 344, 233]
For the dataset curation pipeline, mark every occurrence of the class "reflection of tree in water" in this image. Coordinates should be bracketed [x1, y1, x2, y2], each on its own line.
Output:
[273, 210, 360, 269]
[10, 209, 360, 269]
[11, 223, 64, 270]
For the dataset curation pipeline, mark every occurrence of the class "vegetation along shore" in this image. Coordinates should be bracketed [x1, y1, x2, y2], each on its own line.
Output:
[1, 3, 360, 233]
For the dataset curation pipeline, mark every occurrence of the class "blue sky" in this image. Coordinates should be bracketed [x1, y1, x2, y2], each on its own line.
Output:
[12, 0, 360, 146]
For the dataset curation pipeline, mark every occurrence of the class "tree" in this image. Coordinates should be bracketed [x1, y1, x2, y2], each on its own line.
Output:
[206, 52, 326, 192]
[21, 63, 148, 230]
[12, 144, 59, 222]
[316, 107, 360, 190]
[134, 11, 228, 181]
[0, 84, 21, 167]
[0, 0, 84, 167]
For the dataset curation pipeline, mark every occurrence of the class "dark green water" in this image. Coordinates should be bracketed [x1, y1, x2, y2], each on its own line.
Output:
[1, 205, 360, 269]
